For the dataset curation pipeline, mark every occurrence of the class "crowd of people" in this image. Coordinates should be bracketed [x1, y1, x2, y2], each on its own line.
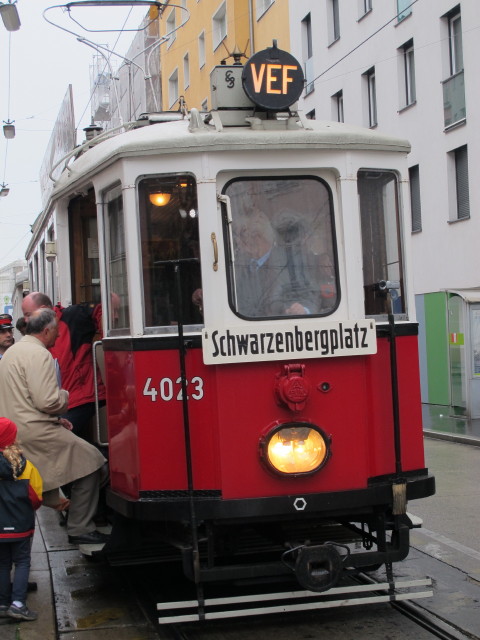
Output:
[0, 293, 109, 623]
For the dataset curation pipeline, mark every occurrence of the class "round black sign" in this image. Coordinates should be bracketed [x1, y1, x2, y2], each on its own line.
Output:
[242, 44, 305, 111]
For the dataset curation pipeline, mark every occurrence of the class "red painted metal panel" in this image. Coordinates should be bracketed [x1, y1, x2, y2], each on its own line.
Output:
[103, 334, 424, 502]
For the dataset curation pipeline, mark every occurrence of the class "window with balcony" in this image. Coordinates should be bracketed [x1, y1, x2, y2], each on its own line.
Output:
[409, 165, 421, 232]
[449, 9, 463, 75]
[302, 13, 314, 95]
[442, 8, 465, 128]
[212, 1, 227, 50]
[397, 0, 412, 22]
[399, 39, 416, 107]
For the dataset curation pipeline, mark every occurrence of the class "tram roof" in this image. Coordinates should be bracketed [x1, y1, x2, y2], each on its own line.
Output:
[51, 114, 411, 201]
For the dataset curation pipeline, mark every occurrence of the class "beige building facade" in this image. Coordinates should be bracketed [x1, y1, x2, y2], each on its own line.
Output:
[158, 0, 290, 111]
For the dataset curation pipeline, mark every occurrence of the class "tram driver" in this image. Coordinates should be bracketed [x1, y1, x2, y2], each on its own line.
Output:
[233, 211, 317, 318]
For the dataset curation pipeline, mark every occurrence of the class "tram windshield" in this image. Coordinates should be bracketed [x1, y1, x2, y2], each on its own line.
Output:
[138, 174, 202, 331]
[223, 177, 339, 320]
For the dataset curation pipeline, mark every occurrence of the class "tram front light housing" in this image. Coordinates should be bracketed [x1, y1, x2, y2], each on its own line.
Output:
[261, 423, 330, 476]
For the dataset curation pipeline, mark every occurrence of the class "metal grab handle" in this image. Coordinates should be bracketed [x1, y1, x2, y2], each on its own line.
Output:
[211, 232, 218, 271]
[92, 340, 108, 447]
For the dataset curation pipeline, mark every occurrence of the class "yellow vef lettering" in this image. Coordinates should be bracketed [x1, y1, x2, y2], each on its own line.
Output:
[250, 63, 266, 93]
[266, 64, 282, 94]
[282, 65, 298, 94]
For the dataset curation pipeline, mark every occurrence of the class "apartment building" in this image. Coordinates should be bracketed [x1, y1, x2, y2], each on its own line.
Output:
[289, 1, 480, 418]
[158, 0, 290, 111]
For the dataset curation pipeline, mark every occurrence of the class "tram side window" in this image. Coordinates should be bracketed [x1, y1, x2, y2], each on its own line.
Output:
[358, 170, 405, 318]
[223, 177, 339, 319]
[104, 185, 130, 332]
[138, 174, 202, 330]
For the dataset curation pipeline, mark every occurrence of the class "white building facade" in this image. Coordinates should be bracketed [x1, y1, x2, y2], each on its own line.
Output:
[289, 1, 480, 418]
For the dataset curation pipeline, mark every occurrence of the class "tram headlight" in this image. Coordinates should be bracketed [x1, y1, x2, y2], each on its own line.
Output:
[260, 423, 331, 476]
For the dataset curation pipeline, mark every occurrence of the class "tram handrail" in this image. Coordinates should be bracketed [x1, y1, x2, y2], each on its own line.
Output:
[92, 340, 108, 447]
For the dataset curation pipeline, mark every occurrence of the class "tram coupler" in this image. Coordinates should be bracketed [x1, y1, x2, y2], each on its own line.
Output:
[284, 543, 344, 592]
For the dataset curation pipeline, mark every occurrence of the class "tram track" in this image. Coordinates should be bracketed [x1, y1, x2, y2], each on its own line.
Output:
[356, 572, 478, 640]
[390, 598, 477, 640]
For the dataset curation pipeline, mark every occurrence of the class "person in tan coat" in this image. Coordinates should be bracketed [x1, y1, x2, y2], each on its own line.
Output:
[0, 308, 108, 546]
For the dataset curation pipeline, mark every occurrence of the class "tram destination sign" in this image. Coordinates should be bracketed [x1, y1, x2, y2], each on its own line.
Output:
[202, 319, 377, 365]
[242, 43, 305, 111]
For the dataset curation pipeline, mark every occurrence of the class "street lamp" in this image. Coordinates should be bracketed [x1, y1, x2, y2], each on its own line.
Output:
[0, 2, 20, 32]
[0, 184, 10, 197]
[3, 120, 15, 139]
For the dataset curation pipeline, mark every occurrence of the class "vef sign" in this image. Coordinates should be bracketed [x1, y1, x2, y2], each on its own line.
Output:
[242, 43, 305, 111]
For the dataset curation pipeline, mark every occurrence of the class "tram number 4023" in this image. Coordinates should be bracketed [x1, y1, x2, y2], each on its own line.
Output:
[142, 376, 204, 402]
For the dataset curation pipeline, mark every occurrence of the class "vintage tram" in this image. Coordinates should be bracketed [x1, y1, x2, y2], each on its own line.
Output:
[29, 45, 434, 620]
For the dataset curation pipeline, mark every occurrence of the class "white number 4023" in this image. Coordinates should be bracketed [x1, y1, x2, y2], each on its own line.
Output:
[142, 376, 204, 402]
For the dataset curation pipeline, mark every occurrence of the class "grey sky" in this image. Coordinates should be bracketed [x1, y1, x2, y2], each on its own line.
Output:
[0, 0, 150, 269]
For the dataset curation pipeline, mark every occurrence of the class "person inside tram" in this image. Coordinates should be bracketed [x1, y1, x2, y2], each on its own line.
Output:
[233, 211, 317, 318]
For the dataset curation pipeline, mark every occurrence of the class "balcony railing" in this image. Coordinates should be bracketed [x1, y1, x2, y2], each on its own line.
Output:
[443, 70, 466, 128]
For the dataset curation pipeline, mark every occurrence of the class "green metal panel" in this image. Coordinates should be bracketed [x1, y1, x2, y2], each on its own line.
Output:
[424, 292, 450, 405]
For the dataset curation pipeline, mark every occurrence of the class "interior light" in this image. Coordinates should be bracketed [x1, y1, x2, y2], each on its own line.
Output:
[189, 208, 197, 218]
[149, 192, 171, 207]
[261, 424, 330, 476]
[0, 183, 9, 197]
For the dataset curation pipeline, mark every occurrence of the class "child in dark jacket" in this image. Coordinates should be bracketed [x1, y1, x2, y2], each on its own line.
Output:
[0, 417, 42, 622]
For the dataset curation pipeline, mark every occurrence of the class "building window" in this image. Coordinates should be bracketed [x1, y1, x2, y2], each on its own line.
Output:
[400, 39, 416, 107]
[198, 31, 206, 69]
[332, 90, 344, 122]
[169, 69, 179, 108]
[183, 53, 190, 89]
[166, 9, 176, 48]
[360, 0, 372, 17]
[450, 145, 470, 221]
[302, 13, 314, 95]
[449, 10, 463, 75]
[328, 0, 340, 44]
[256, 0, 274, 20]
[409, 165, 421, 232]
[397, 0, 412, 22]
[306, 109, 316, 120]
[364, 67, 377, 127]
[212, 1, 227, 51]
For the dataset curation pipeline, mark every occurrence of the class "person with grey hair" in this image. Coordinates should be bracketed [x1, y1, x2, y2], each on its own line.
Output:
[0, 308, 109, 546]
[233, 211, 317, 317]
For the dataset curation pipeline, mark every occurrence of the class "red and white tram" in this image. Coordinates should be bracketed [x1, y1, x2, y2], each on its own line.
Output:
[28, 45, 434, 621]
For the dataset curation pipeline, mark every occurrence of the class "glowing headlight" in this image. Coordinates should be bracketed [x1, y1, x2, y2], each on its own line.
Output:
[262, 423, 330, 476]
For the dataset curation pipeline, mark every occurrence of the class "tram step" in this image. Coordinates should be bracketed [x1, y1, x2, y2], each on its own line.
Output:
[156, 577, 433, 623]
